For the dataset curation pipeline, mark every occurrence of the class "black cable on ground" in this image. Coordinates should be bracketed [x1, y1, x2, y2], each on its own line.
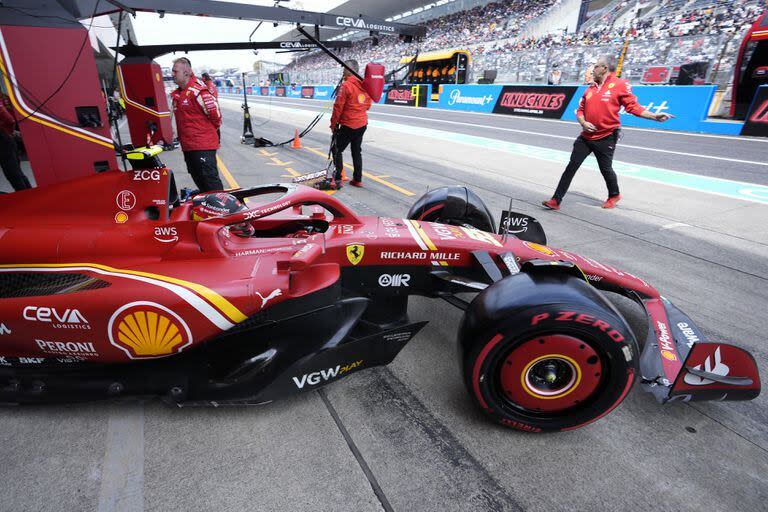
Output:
[265, 77, 344, 147]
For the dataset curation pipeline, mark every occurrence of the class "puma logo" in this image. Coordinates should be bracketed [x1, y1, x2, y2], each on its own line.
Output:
[256, 288, 282, 309]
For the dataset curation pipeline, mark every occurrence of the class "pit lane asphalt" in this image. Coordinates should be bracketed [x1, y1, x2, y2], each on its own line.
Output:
[1, 97, 766, 512]
[226, 94, 768, 185]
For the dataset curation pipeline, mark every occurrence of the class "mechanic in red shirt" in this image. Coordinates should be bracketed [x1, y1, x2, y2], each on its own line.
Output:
[201, 73, 218, 99]
[170, 57, 224, 192]
[0, 92, 31, 191]
[543, 55, 672, 210]
[330, 60, 372, 188]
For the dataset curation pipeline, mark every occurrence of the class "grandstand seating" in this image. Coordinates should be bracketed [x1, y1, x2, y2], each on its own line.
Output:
[281, 0, 764, 88]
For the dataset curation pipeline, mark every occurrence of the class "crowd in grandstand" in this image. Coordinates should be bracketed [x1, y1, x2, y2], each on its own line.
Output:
[281, 0, 765, 86]
[283, 0, 559, 82]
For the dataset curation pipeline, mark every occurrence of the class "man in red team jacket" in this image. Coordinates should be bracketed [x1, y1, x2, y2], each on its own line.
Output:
[543, 55, 672, 210]
[330, 60, 372, 188]
[201, 73, 218, 99]
[0, 92, 31, 191]
[170, 57, 224, 192]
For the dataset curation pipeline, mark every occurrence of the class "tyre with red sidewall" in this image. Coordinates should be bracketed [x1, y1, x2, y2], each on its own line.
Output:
[460, 273, 637, 433]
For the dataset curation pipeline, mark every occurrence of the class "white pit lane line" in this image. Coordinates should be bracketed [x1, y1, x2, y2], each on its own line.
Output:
[96, 405, 144, 512]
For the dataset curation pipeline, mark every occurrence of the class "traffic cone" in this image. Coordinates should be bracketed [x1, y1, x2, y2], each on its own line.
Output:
[291, 129, 302, 149]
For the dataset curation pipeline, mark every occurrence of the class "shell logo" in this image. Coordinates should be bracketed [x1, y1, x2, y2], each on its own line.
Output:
[524, 241, 555, 256]
[608, 82, 616, 89]
[108, 302, 192, 359]
[358, 93, 366, 103]
[661, 350, 677, 362]
[114, 212, 128, 224]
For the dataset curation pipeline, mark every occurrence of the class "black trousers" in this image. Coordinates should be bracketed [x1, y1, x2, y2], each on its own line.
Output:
[333, 125, 367, 181]
[553, 130, 620, 203]
[183, 149, 224, 192]
[0, 132, 31, 191]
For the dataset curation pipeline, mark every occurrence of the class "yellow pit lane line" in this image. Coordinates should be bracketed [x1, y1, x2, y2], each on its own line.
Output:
[216, 155, 240, 190]
[302, 146, 415, 197]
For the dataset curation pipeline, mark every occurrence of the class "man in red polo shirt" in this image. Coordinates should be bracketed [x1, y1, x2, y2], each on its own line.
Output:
[330, 60, 372, 188]
[170, 57, 224, 192]
[543, 55, 672, 210]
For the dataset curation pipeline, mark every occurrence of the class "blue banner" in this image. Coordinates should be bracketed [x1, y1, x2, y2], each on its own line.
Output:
[437, 84, 502, 112]
[312, 86, 335, 100]
[287, 85, 303, 98]
[216, 84, 335, 101]
[561, 85, 716, 132]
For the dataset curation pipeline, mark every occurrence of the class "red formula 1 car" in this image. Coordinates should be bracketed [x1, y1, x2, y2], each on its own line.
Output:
[0, 148, 760, 432]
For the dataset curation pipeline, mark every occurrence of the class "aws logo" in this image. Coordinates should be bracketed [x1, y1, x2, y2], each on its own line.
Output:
[108, 302, 192, 359]
[154, 226, 179, 243]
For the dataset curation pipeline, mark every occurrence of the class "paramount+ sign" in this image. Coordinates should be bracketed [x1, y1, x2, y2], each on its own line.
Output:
[492, 85, 578, 119]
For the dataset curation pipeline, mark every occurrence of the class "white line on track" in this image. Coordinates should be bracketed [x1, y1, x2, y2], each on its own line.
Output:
[231, 96, 768, 166]
[233, 94, 768, 144]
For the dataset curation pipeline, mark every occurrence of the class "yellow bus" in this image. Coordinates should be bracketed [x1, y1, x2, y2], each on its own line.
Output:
[399, 49, 471, 101]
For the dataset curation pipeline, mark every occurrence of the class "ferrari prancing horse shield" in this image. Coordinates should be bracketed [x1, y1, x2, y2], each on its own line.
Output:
[346, 243, 364, 265]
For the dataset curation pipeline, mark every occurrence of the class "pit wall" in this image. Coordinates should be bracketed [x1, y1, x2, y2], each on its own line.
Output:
[219, 83, 747, 136]
[434, 84, 743, 135]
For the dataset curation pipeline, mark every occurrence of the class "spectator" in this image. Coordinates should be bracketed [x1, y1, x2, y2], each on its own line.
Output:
[170, 57, 224, 192]
[548, 63, 563, 85]
[330, 60, 372, 189]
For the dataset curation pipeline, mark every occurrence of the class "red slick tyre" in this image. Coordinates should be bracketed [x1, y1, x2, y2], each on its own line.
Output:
[462, 279, 637, 432]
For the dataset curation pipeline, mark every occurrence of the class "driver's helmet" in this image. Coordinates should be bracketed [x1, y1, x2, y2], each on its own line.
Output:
[191, 192, 255, 237]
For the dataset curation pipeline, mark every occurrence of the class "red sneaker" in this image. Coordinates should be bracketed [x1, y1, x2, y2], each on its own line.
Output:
[350, 180, 363, 188]
[602, 194, 621, 209]
[541, 198, 560, 210]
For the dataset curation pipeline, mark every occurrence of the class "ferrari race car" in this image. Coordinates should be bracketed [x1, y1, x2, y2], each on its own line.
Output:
[0, 147, 760, 432]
